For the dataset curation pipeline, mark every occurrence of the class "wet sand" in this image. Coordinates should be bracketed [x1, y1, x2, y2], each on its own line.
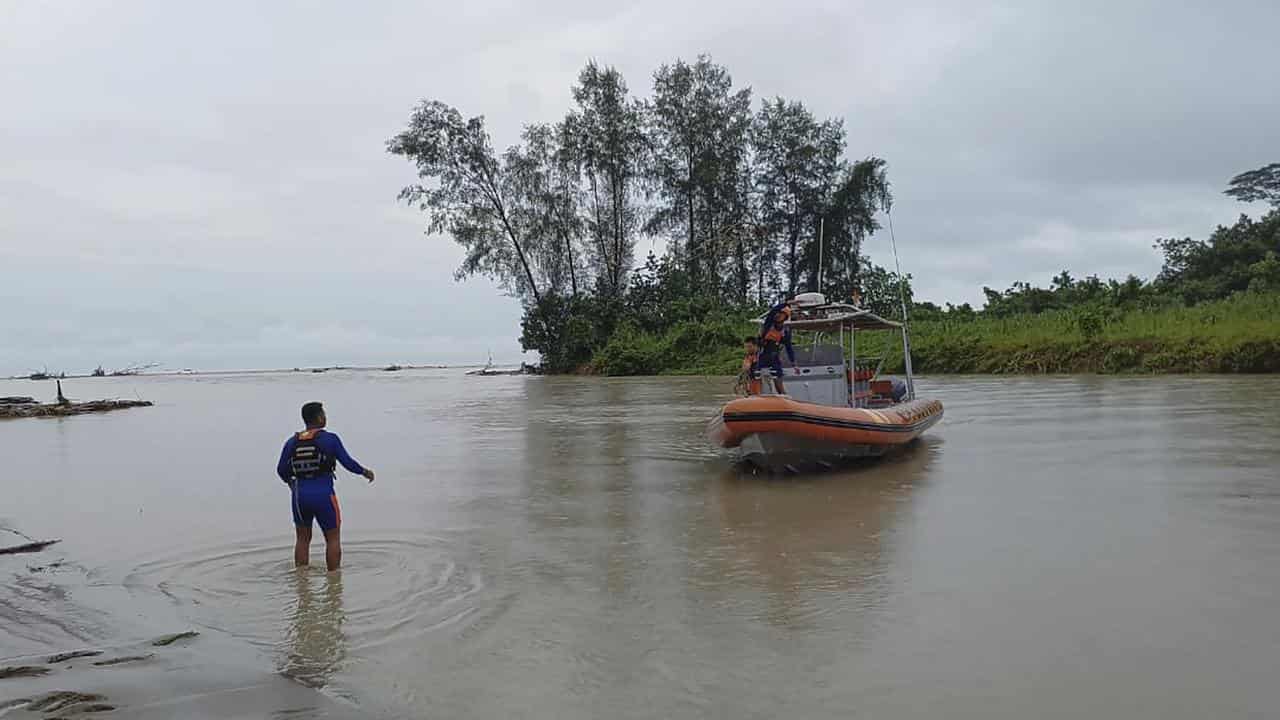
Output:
[3, 631, 358, 719]
[0, 540, 375, 718]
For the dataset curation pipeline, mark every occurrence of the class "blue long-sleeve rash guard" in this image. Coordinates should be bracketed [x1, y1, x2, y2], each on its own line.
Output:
[277, 430, 366, 494]
[775, 328, 796, 363]
[759, 303, 796, 363]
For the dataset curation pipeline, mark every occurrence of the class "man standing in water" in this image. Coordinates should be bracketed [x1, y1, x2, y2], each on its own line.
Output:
[277, 402, 374, 571]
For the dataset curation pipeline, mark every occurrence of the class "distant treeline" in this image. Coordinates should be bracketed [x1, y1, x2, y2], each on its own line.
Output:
[388, 62, 1279, 373]
[918, 184, 1280, 322]
[593, 197, 1280, 377]
[591, 202, 1280, 376]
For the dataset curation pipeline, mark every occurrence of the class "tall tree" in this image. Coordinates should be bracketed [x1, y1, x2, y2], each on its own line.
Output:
[1225, 162, 1280, 208]
[858, 260, 914, 319]
[563, 61, 647, 298]
[752, 98, 845, 296]
[387, 101, 545, 304]
[725, 168, 759, 303]
[648, 55, 753, 289]
[1156, 210, 1280, 303]
[505, 123, 584, 298]
[803, 157, 891, 301]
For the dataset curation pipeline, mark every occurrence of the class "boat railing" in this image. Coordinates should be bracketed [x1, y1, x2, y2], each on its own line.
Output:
[851, 356, 884, 408]
[740, 324, 911, 409]
[747, 343, 848, 406]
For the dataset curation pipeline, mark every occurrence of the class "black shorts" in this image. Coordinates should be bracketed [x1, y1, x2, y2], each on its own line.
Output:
[759, 346, 785, 378]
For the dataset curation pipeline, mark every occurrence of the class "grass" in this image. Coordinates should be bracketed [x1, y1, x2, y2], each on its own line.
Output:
[589, 292, 1280, 375]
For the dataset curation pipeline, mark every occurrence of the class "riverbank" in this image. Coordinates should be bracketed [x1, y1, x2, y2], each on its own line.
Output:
[590, 291, 1280, 375]
[0, 530, 373, 719]
[0, 398, 153, 419]
[1, 624, 366, 719]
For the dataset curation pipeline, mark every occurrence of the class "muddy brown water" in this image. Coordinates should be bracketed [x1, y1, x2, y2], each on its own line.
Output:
[2, 371, 1279, 718]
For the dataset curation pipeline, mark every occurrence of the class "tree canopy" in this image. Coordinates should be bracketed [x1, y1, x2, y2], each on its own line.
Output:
[1225, 162, 1280, 208]
[390, 56, 902, 370]
[389, 61, 1279, 373]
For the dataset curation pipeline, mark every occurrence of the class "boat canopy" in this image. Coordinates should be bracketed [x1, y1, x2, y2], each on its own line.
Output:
[756, 303, 902, 333]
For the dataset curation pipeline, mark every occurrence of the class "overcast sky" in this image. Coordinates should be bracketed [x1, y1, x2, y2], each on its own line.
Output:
[2, 0, 1275, 374]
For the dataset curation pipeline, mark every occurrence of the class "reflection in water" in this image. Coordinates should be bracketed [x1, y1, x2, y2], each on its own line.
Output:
[281, 570, 347, 689]
[709, 438, 940, 630]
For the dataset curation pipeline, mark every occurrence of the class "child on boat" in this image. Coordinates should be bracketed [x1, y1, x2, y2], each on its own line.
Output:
[741, 337, 762, 395]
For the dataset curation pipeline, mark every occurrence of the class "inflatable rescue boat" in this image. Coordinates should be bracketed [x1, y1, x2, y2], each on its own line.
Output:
[708, 294, 943, 471]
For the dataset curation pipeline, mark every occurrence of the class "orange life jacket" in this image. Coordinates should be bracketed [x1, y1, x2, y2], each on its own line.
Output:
[742, 351, 762, 394]
[761, 304, 792, 344]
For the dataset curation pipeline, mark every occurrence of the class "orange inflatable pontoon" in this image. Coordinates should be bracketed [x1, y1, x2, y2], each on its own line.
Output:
[709, 395, 943, 467]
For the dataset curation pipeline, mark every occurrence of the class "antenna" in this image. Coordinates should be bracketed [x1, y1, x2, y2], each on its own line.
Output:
[886, 208, 916, 400]
[817, 217, 825, 293]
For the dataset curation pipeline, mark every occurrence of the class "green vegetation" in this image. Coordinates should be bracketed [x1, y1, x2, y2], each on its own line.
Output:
[838, 290, 1280, 375]
[388, 62, 1280, 375]
[586, 292, 1280, 376]
[584, 189, 1280, 376]
[389, 56, 897, 374]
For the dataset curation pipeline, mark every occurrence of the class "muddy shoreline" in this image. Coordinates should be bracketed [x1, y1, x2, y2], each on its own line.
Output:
[0, 399, 152, 420]
[0, 535, 378, 719]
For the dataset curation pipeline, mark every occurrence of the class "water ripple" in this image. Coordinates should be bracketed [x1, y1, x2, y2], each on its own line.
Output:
[124, 534, 496, 687]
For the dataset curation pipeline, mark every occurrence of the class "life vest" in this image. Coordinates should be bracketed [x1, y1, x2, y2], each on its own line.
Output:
[290, 429, 335, 478]
[742, 352, 763, 394]
[760, 303, 791, 344]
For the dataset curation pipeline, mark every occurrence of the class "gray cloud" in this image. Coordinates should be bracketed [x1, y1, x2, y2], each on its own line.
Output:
[2, 0, 1276, 373]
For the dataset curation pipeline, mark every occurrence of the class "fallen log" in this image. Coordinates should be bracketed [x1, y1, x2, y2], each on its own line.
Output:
[0, 397, 37, 405]
[0, 399, 152, 419]
[0, 539, 61, 556]
[0, 665, 50, 679]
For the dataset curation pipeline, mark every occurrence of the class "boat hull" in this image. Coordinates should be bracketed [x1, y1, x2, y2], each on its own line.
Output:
[708, 396, 944, 470]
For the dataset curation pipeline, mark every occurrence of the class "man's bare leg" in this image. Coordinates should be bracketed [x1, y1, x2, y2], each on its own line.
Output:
[323, 528, 341, 572]
[294, 526, 312, 567]
[774, 377, 786, 394]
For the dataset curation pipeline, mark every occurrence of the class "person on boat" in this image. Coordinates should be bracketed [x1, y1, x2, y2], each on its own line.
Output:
[741, 336, 763, 395]
[276, 402, 375, 572]
[758, 298, 796, 394]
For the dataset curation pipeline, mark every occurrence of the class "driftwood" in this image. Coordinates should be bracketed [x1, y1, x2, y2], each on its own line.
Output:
[151, 631, 200, 646]
[0, 397, 36, 405]
[46, 650, 103, 664]
[0, 539, 61, 555]
[92, 654, 153, 666]
[0, 665, 50, 679]
[27, 691, 108, 712]
[0, 399, 152, 419]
